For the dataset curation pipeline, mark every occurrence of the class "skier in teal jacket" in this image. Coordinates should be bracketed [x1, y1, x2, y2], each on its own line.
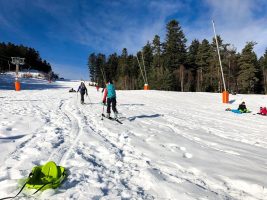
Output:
[106, 79, 118, 119]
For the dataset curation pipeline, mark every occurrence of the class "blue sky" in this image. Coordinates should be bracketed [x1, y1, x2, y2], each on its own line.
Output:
[1, 0, 267, 80]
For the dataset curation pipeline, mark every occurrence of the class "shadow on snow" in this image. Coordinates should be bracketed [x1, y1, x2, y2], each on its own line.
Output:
[0, 134, 26, 140]
[119, 103, 145, 106]
[128, 114, 162, 121]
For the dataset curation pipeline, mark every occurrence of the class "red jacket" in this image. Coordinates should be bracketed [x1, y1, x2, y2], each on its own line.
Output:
[260, 107, 267, 115]
[102, 88, 107, 103]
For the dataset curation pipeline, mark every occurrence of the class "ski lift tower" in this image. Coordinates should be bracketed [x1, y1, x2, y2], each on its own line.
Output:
[11, 57, 25, 91]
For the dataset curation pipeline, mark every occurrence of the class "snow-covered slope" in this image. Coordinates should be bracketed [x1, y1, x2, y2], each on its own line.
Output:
[0, 77, 267, 200]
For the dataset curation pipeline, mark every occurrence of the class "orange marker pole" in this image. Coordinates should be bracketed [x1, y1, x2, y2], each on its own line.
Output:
[15, 78, 20, 91]
[222, 90, 229, 103]
[144, 84, 149, 90]
[15, 65, 20, 91]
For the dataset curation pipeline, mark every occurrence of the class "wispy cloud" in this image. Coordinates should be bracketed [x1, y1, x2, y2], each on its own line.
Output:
[0, 14, 10, 28]
[202, 0, 267, 56]
[0, 1, 24, 33]
[26, 0, 185, 54]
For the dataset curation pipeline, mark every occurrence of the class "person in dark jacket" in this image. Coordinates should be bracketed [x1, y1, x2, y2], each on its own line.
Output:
[69, 88, 76, 92]
[77, 82, 88, 104]
[238, 101, 248, 113]
[106, 80, 118, 119]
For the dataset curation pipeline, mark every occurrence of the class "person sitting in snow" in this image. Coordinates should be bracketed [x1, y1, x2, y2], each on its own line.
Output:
[258, 107, 267, 115]
[69, 88, 76, 92]
[238, 101, 248, 113]
[77, 82, 88, 104]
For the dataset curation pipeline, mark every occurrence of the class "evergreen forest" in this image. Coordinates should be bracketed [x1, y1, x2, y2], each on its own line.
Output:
[88, 20, 267, 94]
[0, 42, 52, 74]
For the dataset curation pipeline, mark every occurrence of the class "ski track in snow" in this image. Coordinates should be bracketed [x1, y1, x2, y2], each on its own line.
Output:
[0, 77, 267, 200]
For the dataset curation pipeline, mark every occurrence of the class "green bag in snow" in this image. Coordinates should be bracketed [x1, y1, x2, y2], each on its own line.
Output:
[0, 161, 66, 200]
[25, 161, 66, 191]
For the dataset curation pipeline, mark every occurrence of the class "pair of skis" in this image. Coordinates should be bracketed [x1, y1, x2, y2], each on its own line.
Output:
[100, 100, 123, 124]
[101, 114, 123, 124]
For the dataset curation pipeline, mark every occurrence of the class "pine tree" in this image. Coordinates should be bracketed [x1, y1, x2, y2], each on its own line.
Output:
[142, 42, 153, 85]
[95, 54, 106, 86]
[196, 39, 211, 91]
[209, 36, 229, 92]
[186, 39, 200, 91]
[127, 55, 139, 89]
[106, 53, 119, 82]
[163, 20, 187, 91]
[117, 48, 129, 89]
[152, 35, 162, 68]
[149, 35, 162, 89]
[163, 20, 187, 70]
[237, 42, 258, 93]
[88, 53, 97, 82]
[225, 46, 239, 93]
[258, 49, 267, 94]
[150, 66, 173, 90]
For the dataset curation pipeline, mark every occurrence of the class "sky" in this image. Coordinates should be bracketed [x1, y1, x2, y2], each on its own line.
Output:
[1, 0, 267, 80]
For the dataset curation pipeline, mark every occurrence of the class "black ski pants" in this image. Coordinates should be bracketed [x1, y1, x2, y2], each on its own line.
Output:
[107, 97, 118, 113]
[80, 92, 85, 103]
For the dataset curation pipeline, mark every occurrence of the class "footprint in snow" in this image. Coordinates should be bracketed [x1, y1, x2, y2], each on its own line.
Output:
[179, 147, 186, 151]
[178, 147, 193, 158]
[165, 144, 180, 152]
[183, 153, 193, 159]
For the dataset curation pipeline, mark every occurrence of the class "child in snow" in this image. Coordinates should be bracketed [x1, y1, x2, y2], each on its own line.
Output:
[77, 82, 88, 104]
[258, 107, 267, 115]
[238, 101, 248, 113]
[105, 79, 118, 119]
[225, 101, 250, 114]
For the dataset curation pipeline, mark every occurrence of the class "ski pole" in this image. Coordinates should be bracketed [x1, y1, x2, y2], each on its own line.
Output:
[101, 103, 105, 120]
[101, 94, 105, 120]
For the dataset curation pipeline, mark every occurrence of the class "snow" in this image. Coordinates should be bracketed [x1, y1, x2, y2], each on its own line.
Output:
[1, 74, 267, 199]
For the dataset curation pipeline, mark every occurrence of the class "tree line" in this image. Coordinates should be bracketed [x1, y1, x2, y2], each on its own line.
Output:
[88, 19, 267, 94]
[0, 42, 52, 74]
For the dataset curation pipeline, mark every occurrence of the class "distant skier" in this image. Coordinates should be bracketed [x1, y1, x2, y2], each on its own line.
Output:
[77, 82, 88, 104]
[105, 79, 118, 119]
